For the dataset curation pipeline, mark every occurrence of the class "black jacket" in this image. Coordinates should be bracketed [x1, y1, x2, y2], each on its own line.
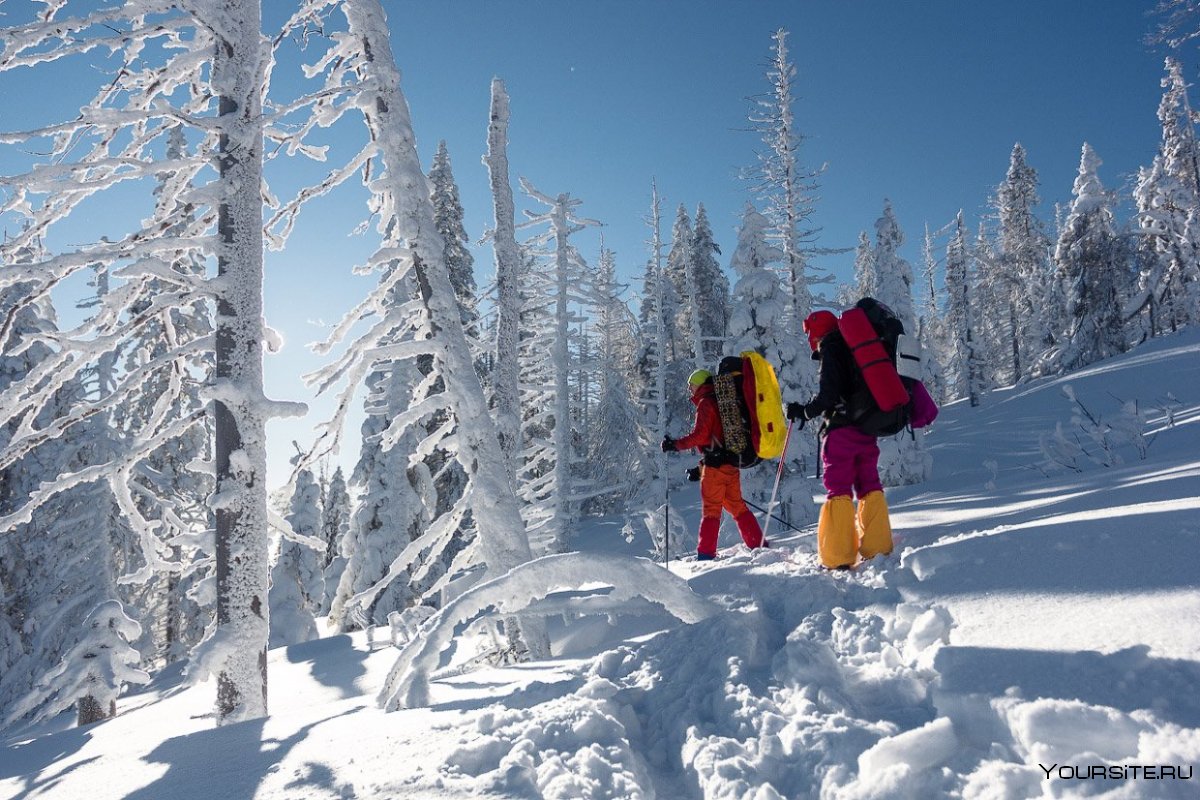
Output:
[801, 330, 867, 430]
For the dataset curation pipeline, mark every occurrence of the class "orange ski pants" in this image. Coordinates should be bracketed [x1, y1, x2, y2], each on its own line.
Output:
[698, 464, 764, 556]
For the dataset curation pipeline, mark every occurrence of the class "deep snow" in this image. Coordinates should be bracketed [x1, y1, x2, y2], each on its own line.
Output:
[2, 329, 1199, 799]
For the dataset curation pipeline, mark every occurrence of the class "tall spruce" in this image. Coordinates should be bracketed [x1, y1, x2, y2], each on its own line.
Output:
[1046, 144, 1126, 373]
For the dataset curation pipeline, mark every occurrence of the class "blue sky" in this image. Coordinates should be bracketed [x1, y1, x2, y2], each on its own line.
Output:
[1, 1, 1193, 486]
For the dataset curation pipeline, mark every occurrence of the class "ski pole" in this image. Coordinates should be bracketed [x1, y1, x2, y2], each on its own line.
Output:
[742, 498, 811, 536]
[762, 419, 794, 540]
[664, 468, 670, 573]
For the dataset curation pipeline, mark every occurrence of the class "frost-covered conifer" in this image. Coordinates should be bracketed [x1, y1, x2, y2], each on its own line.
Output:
[3, 600, 149, 728]
[1131, 58, 1200, 336]
[514, 179, 600, 553]
[688, 204, 730, 363]
[329, 365, 431, 630]
[945, 213, 986, 407]
[584, 245, 644, 512]
[852, 231, 878, 302]
[918, 224, 948, 403]
[319, 466, 350, 615]
[665, 205, 697, 366]
[269, 465, 323, 647]
[990, 144, 1052, 383]
[872, 201, 915, 326]
[429, 141, 480, 341]
[1042, 144, 1126, 374]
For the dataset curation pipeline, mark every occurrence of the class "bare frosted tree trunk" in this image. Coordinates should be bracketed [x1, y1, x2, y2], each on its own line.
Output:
[213, 0, 269, 722]
[484, 80, 523, 480]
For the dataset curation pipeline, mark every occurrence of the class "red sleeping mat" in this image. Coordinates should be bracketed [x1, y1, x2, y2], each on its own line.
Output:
[837, 307, 909, 412]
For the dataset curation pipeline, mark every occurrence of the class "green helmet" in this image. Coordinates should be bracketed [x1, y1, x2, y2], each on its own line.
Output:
[687, 369, 711, 387]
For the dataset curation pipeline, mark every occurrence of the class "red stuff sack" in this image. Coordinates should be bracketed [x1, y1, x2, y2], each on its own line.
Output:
[837, 306, 910, 413]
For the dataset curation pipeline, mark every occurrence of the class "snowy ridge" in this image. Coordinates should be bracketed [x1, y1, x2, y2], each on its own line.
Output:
[2, 330, 1199, 798]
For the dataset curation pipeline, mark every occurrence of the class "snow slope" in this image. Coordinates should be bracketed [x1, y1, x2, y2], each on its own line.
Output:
[2, 330, 1199, 799]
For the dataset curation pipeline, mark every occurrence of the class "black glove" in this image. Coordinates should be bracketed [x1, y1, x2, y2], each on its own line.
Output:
[685, 466, 701, 482]
[786, 402, 808, 429]
[661, 436, 676, 453]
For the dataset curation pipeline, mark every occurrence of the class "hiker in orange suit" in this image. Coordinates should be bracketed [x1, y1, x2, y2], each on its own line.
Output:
[662, 369, 765, 560]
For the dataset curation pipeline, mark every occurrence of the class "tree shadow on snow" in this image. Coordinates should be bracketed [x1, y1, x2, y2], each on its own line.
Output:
[122, 708, 357, 800]
[0, 723, 100, 800]
[284, 634, 369, 699]
[935, 644, 1200, 728]
[897, 511, 1200, 596]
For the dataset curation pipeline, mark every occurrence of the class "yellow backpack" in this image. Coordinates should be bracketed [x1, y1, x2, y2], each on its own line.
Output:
[741, 351, 787, 459]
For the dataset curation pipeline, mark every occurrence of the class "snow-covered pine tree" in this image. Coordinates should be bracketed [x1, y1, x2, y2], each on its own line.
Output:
[584, 244, 644, 513]
[944, 213, 986, 407]
[2, 600, 149, 728]
[282, 0, 547, 660]
[665, 204, 698, 367]
[1041, 143, 1127, 374]
[852, 230, 879, 302]
[1131, 58, 1200, 337]
[872, 201, 916, 326]
[724, 203, 818, 527]
[0, 247, 126, 724]
[425, 141, 473, 553]
[319, 466, 351, 616]
[688, 204, 730, 363]
[429, 141, 481, 344]
[329, 364, 432, 631]
[918, 223, 948, 403]
[269, 463, 323, 647]
[990, 143, 1052, 384]
[870, 201, 929, 486]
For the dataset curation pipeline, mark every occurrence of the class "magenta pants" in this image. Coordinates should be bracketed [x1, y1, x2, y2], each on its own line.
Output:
[821, 426, 883, 499]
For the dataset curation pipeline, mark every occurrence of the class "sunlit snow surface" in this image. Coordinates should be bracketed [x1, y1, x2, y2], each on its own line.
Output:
[3, 330, 1199, 799]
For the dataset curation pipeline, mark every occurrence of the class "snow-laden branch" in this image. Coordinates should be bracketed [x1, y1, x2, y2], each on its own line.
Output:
[378, 552, 719, 710]
[343, 487, 473, 624]
[0, 407, 207, 534]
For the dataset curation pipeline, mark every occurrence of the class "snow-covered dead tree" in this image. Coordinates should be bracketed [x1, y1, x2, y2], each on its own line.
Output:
[483, 78, 524, 481]
[0, 0, 304, 724]
[276, 0, 547, 660]
[515, 178, 600, 553]
[746, 28, 828, 398]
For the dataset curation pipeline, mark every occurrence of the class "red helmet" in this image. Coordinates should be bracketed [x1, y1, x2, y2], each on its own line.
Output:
[803, 310, 838, 352]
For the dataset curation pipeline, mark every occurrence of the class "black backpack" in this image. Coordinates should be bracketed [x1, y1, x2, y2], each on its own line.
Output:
[845, 298, 916, 437]
[708, 356, 763, 468]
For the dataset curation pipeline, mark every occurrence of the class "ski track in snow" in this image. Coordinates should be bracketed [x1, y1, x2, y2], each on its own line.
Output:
[2, 332, 1200, 799]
